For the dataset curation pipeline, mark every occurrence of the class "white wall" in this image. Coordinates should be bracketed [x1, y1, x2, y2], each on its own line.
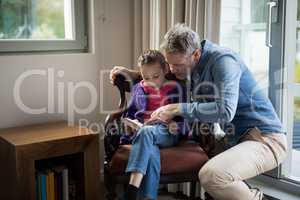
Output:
[0, 0, 134, 127]
[0, 0, 135, 170]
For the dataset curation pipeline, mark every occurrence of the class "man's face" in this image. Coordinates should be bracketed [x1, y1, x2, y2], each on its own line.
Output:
[165, 49, 201, 80]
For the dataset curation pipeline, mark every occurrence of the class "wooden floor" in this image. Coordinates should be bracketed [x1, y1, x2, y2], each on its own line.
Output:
[158, 191, 195, 200]
[100, 181, 198, 200]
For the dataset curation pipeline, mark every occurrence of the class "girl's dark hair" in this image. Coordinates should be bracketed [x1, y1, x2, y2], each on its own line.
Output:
[138, 50, 167, 68]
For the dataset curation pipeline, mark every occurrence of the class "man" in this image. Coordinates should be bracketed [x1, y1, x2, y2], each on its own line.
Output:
[110, 24, 287, 200]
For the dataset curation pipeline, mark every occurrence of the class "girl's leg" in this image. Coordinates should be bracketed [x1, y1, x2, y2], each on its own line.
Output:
[129, 172, 144, 188]
[139, 147, 161, 200]
[126, 124, 178, 177]
[125, 124, 178, 200]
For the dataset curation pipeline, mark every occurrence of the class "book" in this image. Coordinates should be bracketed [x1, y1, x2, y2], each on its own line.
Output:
[55, 172, 63, 200]
[36, 163, 71, 200]
[122, 118, 143, 131]
[122, 117, 170, 132]
[38, 173, 47, 200]
[35, 174, 38, 200]
[54, 173, 58, 200]
[52, 165, 67, 200]
[62, 168, 69, 200]
[46, 172, 51, 200]
[49, 171, 55, 200]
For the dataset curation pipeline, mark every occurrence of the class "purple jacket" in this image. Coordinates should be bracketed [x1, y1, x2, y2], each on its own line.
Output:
[120, 81, 190, 144]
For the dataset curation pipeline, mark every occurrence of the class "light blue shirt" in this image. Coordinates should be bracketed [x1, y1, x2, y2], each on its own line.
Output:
[180, 40, 284, 144]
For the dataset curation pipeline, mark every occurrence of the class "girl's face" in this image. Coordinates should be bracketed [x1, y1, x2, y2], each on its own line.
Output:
[140, 63, 166, 88]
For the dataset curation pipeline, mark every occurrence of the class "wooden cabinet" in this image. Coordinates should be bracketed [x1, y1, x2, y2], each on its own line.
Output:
[0, 121, 101, 200]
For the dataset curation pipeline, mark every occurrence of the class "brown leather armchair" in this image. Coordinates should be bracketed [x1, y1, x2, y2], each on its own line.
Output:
[104, 74, 210, 200]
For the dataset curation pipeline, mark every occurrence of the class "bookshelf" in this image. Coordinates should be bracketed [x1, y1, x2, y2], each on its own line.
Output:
[0, 121, 101, 200]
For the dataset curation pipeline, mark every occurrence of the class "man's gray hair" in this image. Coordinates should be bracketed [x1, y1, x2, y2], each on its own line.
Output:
[160, 24, 200, 55]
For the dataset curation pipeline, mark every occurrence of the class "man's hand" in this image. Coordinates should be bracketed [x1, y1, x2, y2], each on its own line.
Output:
[146, 104, 181, 125]
[109, 66, 140, 84]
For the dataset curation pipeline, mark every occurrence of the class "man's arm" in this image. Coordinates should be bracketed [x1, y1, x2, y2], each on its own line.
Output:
[180, 56, 242, 123]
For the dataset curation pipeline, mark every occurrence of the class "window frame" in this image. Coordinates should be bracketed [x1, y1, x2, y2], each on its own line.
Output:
[219, 0, 300, 186]
[281, 0, 300, 185]
[0, 0, 88, 53]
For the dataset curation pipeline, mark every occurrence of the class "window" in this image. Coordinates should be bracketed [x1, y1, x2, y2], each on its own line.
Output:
[220, 0, 300, 184]
[0, 0, 87, 53]
[286, 0, 300, 182]
[251, 0, 267, 23]
[220, 0, 269, 90]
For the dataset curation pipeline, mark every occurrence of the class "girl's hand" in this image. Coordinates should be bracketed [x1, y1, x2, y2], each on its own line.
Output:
[146, 104, 181, 124]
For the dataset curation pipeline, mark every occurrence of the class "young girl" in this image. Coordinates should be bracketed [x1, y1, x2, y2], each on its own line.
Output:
[121, 50, 188, 200]
[120, 50, 188, 145]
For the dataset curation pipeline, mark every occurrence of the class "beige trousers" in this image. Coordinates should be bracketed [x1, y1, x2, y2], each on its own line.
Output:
[198, 133, 287, 200]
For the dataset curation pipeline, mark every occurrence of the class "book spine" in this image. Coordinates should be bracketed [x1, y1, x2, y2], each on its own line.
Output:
[49, 172, 55, 200]
[35, 174, 38, 200]
[38, 174, 42, 200]
[54, 172, 58, 200]
[62, 169, 69, 200]
[56, 172, 63, 200]
[46, 172, 51, 200]
[40, 174, 47, 200]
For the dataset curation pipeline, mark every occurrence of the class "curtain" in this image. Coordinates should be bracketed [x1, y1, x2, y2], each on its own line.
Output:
[133, 0, 222, 197]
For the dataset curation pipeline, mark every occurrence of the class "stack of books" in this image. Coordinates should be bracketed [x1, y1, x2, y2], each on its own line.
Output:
[35, 166, 70, 200]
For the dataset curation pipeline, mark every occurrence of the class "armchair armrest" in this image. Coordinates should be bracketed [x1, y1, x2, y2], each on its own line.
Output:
[104, 73, 141, 162]
[104, 110, 124, 163]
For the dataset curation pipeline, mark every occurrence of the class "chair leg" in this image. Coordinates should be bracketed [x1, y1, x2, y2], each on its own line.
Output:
[189, 182, 196, 200]
[104, 171, 117, 200]
[123, 184, 127, 193]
